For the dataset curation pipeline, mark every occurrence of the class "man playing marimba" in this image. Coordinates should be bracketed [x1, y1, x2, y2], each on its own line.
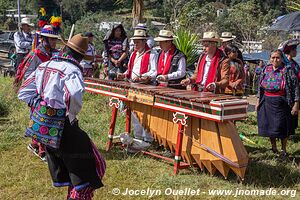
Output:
[117, 29, 158, 83]
[117, 29, 158, 143]
[181, 32, 230, 93]
[154, 30, 186, 89]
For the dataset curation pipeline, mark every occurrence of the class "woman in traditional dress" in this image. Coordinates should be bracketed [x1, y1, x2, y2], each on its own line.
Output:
[103, 24, 129, 80]
[281, 40, 300, 132]
[256, 50, 299, 157]
[223, 44, 245, 96]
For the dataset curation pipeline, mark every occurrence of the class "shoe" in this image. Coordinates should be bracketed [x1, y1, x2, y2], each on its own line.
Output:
[39, 153, 47, 163]
[27, 144, 47, 163]
[279, 151, 289, 158]
[27, 144, 39, 157]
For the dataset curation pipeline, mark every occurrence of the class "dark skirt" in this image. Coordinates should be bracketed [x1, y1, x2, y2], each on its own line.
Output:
[45, 119, 104, 190]
[257, 95, 295, 138]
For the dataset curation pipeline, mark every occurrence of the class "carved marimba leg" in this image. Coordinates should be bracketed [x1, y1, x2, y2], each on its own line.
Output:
[125, 106, 131, 134]
[172, 112, 188, 174]
[181, 117, 191, 163]
[106, 106, 118, 151]
[174, 122, 185, 174]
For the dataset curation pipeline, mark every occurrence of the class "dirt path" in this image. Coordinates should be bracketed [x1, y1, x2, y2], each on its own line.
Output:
[246, 95, 257, 112]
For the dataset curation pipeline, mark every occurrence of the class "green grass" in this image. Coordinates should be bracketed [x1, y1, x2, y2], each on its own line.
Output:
[0, 77, 300, 200]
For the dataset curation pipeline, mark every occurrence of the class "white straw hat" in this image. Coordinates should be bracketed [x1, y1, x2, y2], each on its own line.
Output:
[20, 17, 34, 27]
[200, 32, 222, 43]
[130, 29, 147, 40]
[220, 32, 236, 42]
[154, 30, 177, 42]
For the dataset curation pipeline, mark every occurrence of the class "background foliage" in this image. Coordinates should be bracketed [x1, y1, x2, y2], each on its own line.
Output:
[0, 0, 296, 53]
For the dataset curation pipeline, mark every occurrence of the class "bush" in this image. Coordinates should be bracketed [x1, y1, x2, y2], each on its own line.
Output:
[174, 28, 200, 77]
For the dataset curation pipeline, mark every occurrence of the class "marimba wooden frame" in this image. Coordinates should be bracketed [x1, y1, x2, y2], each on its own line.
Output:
[84, 79, 249, 179]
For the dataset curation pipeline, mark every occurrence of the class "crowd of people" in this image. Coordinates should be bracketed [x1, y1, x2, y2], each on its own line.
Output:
[11, 17, 300, 199]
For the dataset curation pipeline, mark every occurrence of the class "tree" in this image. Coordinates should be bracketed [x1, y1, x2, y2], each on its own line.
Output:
[177, 1, 221, 32]
[115, 0, 144, 27]
[287, 0, 300, 10]
[225, 0, 263, 43]
[214, 0, 275, 51]
[61, 0, 87, 24]
[0, 0, 15, 11]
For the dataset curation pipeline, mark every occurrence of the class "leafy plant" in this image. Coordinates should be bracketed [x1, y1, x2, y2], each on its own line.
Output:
[174, 28, 200, 77]
[287, 0, 300, 11]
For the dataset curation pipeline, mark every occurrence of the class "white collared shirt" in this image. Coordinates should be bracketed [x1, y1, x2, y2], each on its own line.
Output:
[126, 49, 158, 80]
[80, 43, 96, 69]
[163, 50, 186, 80]
[14, 31, 34, 54]
[200, 55, 211, 85]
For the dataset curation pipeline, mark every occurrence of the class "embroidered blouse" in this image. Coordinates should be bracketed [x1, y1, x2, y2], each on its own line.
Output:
[104, 39, 128, 65]
[18, 53, 84, 122]
[260, 65, 285, 92]
[258, 64, 300, 106]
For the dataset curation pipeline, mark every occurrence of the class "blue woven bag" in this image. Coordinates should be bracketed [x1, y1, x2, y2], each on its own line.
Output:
[25, 100, 66, 149]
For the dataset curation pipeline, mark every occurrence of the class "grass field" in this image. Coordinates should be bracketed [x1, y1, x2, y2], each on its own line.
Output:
[0, 77, 300, 200]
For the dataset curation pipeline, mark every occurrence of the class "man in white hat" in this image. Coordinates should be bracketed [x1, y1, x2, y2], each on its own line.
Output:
[181, 32, 229, 93]
[118, 29, 158, 142]
[18, 34, 105, 199]
[118, 29, 157, 82]
[220, 32, 236, 50]
[129, 23, 155, 52]
[15, 25, 59, 162]
[13, 17, 34, 71]
[155, 30, 186, 89]
[220, 31, 244, 63]
[15, 25, 59, 82]
[80, 32, 97, 77]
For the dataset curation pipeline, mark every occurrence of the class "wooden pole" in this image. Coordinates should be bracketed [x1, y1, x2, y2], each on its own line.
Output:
[17, 0, 21, 31]
[68, 24, 75, 41]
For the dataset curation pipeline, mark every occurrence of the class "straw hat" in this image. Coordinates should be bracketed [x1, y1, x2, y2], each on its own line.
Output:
[39, 25, 59, 39]
[20, 17, 34, 27]
[61, 33, 93, 60]
[130, 29, 147, 40]
[220, 32, 236, 42]
[154, 30, 177, 42]
[134, 23, 148, 30]
[200, 32, 222, 43]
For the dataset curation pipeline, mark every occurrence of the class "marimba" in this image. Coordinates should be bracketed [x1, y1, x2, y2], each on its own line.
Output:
[84, 78, 249, 179]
